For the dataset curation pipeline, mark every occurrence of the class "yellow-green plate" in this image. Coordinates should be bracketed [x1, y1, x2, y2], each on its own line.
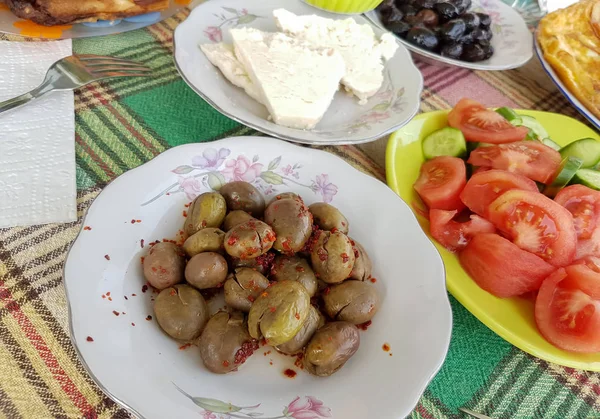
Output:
[386, 109, 600, 371]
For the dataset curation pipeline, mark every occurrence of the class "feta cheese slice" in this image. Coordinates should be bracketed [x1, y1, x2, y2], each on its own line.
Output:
[230, 27, 346, 130]
[199, 42, 264, 104]
[273, 8, 399, 104]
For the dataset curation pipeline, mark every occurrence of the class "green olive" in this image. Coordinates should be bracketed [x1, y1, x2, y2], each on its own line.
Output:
[224, 268, 270, 312]
[219, 181, 265, 217]
[182, 228, 225, 257]
[276, 306, 324, 355]
[267, 192, 299, 206]
[264, 196, 313, 253]
[248, 280, 310, 346]
[322, 280, 380, 324]
[223, 210, 255, 232]
[310, 231, 355, 284]
[143, 242, 186, 290]
[199, 311, 258, 374]
[184, 192, 227, 236]
[185, 252, 228, 289]
[309, 203, 349, 234]
[304, 322, 360, 377]
[271, 255, 318, 297]
[154, 284, 209, 341]
[224, 220, 276, 259]
[349, 238, 373, 281]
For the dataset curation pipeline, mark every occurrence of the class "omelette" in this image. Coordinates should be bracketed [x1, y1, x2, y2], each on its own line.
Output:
[3, 0, 169, 26]
[537, 0, 600, 119]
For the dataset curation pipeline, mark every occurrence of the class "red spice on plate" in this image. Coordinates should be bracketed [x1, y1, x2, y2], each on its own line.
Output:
[140, 239, 145, 248]
[104, 254, 110, 261]
[142, 285, 148, 293]
[182, 211, 188, 217]
[382, 343, 391, 352]
[112, 311, 120, 316]
[179, 343, 192, 350]
[234, 340, 259, 365]
[83, 226, 92, 231]
[146, 315, 152, 321]
[131, 219, 136, 224]
[108, 297, 112, 301]
[132, 293, 137, 297]
[101, 294, 106, 299]
[370, 277, 377, 283]
[131, 323, 135, 326]
[124, 296, 128, 300]
[283, 369, 297, 378]
[106, 292, 111, 296]
[86, 336, 94, 342]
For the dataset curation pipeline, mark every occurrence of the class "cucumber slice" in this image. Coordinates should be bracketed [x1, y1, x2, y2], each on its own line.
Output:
[422, 127, 467, 159]
[559, 138, 600, 169]
[541, 138, 561, 151]
[496, 107, 520, 122]
[514, 115, 549, 140]
[544, 156, 584, 197]
[571, 169, 600, 191]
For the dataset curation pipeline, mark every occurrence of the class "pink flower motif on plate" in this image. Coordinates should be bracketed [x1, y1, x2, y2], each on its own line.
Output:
[204, 26, 223, 42]
[285, 396, 332, 419]
[192, 148, 230, 169]
[221, 156, 263, 183]
[312, 174, 338, 204]
[178, 176, 203, 200]
[362, 112, 390, 124]
[200, 411, 219, 419]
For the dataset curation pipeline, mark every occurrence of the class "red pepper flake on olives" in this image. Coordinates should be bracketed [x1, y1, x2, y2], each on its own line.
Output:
[283, 369, 297, 378]
[179, 343, 192, 350]
[358, 320, 372, 331]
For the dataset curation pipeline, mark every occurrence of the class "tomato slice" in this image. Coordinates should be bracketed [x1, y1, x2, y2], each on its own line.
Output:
[414, 156, 466, 211]
[468, 141, 562, 184]
[460, 169, 539, 216]
[459, 233, 556, 298]
[576, 227, 600, 260]
[575, 256, 600, 274]
[535, 265, 600, 353]
[487, 189, 577, 267]
[555, 185, 600, 240]
[447, 98, 529, 144]
[429, 209, 496, 252]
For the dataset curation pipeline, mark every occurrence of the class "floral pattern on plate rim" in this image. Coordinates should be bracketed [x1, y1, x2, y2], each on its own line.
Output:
[175, 384, 332, 419]
[203, 6, 261, 42]
[141, 148, 338, 206]
[474, 0, 518, 49]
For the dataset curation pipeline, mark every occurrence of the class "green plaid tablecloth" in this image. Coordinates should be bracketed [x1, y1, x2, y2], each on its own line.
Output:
[0, 6, 599, 419]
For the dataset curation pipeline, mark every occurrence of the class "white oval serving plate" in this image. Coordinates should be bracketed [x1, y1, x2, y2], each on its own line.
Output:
[173, 0, 423, 145]
[364, 0, 533, 71]
[534, 31, 600, 132]
[64, 137, 452, 419]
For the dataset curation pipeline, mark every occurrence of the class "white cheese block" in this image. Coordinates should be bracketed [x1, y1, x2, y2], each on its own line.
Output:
[230, 27, 346, 130]
[199, 42, 264, 105]
[273, 8, 399, 104]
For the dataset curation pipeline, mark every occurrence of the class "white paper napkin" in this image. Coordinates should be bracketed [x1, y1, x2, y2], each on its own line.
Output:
[0, 40, 76, 229]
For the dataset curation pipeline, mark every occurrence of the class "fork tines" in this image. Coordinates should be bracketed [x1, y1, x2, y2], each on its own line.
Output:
[76, 54, 152, 77]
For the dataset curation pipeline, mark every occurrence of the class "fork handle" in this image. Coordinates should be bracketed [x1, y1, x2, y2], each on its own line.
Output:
[0, 85, 50, 116]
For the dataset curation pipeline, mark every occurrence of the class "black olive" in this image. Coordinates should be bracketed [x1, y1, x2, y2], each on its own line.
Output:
[461, 12, 480, 31]
[395, 0, 410, 5]
[380, 6, 405, 26]
[438, 19, 466, 41]
[458, 30, 474, 44]
[461, 43, 486, 62]
[481, 43, 494, 59]
[380, 0, 396, 6]
[398, 4, 418, 17]
[434, 2, 459, 21]
[415, 9, 440, 26]
[387, 20, 412, 37]
[471, 27, 493, 42]
[440, 42, 463, 59]
[405, 27, 440, 51]
[451, 0, 471, 14]
[476, 12, 492, 28]
[413, 0, 438, 9]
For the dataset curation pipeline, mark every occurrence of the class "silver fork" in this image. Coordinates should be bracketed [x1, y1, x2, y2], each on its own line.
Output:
[0, 54, 151, 115]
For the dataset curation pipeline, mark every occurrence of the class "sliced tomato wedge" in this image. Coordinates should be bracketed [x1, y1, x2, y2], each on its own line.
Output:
[576, 227, 600, 260]
[575, 256, 600, 274]
[447, 98, 529, 144]
[459, 233, 556, 298]
[460, 169, 538, 216]
[468, 141, 562, 184]
[487, 190, 577, 267]
[555, 185, 600, 240]
[535, 265, 600, 353]
[429, 209, 496, 252]
[413, 156, 466, 211]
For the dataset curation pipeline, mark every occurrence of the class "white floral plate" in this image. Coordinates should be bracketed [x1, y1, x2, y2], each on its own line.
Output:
[63, 137, 452, 419]
[173, 0, 423, 145]
[364, 0, 533, 71]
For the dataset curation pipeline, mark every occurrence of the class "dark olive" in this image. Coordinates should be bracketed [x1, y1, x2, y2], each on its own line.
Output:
[438, 19, 466, 42]
[405, 27, 439, 51]
[154, 284, 209, 341]
[412, 0, 437, 9]
[461, 43, 486, 62]
[440, 42, 463, 59]
[471, 27, 493, 42]
[415, 9, 439, 26]
[451, 0, 471, 14]
[185, 252, 229, 290]
[476, 12, 491, 28]
[224, 268, 270, 312]
[219, 181, 265, 217]
[434, 2, 459, 21]
[143, 242, 186, 290]
[461, 12, 480, 31]
[398, 4, 418, 17]
[481, 43, 494, 59]
[322, 280, 380, 325]
[303, 322, 360, 377]
[380, 5, 405, 25]
[458, 31, 474, 44]
[387, 20, 411, 37]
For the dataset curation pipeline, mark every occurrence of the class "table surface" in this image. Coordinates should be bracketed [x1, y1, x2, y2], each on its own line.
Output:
[1, 6, 599, 419]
